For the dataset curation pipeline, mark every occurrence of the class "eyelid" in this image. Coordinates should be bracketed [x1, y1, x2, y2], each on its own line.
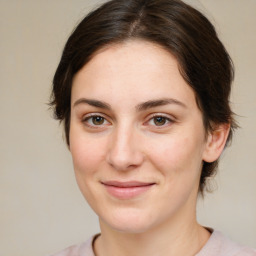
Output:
[82, 113, 111, 128]
[144, 113, 175, 127]
[82, 112, 107, 120]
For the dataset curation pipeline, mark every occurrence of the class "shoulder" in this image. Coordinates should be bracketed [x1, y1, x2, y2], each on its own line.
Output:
[197, 230, 256, 256]
[48, 235, 97, 256]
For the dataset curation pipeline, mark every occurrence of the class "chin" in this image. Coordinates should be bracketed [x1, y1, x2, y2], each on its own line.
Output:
[99, 208, 158, 234]
[106, 220, 153, 234]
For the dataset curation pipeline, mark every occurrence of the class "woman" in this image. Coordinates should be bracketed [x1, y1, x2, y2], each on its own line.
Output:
[50, 0, 256, 255]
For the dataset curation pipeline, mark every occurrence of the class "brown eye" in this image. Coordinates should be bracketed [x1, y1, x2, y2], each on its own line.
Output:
[83, 115, 110, 127]
[153, 116, 167, 126]
[92, 116, 105, 125]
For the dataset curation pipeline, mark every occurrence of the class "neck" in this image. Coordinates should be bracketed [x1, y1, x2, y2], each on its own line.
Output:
[94, 211, 210, 256]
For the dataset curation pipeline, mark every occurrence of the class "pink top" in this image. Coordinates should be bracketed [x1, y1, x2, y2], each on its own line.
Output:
[50, 230, 256, 256]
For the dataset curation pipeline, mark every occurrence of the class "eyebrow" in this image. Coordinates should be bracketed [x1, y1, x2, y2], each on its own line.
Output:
[73, 97, 186, 111]
[135, 98, 187, 111]
[73, 98, 111, 110]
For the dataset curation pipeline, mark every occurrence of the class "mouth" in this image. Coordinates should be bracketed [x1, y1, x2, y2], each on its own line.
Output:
[101, 180, 156, 200]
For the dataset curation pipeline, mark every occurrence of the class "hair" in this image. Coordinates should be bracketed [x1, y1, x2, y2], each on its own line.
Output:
[50, 0, 237, 194]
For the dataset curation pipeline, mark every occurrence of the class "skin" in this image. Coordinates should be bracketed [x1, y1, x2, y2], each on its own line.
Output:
[69, 40, 229, 256]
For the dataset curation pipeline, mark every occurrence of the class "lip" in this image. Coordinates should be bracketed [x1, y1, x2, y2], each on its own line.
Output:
[101, 180, 155, 200]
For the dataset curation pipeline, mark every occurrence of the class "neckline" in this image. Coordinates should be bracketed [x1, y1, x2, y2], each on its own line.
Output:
[90, 229, 216, 256]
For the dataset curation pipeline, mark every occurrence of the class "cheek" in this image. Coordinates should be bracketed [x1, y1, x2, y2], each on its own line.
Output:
[69, 129, 106, 176]
[147, 134, 204, 205]
[69, 130, 108, 202]
[146, 132, 204, 176]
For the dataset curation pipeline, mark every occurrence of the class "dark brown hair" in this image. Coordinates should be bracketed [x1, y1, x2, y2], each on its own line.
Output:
[50, 0, 237, 194]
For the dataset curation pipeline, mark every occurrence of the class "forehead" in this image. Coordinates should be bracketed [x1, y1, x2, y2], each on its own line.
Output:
[76, 40, 180, 82]
[71, 40, 197, 109]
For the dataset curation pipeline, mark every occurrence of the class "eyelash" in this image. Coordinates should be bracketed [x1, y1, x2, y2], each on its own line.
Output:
[145, 114, 174, 128]
[82, 113, 111, 128]
[82, 113, 174, 129]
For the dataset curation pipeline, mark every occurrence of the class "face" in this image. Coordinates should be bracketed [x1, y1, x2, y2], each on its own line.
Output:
[69, 40, 210, 233]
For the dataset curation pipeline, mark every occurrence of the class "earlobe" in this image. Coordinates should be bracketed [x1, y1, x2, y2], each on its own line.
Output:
[202, 123, 230, 163]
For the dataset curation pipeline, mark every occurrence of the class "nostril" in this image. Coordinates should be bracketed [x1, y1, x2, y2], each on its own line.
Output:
[106, 148, 144, 171]
[106, 128, 144, 170]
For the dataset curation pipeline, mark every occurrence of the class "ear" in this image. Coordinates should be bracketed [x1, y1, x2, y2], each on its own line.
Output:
[202, 123, 230, 163]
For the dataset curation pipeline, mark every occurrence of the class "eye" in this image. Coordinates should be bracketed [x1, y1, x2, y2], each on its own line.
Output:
[152, 116, 168, 126]
[91, 116, 105, 125]
[82, 114, 110, 128]
[146, 114, 173, 127]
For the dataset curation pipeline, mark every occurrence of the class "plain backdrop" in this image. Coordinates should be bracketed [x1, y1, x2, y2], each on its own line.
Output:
[0, 0, 255, 255]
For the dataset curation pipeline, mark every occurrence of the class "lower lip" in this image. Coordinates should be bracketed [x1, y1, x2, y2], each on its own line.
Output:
[103, 184, 154, 200]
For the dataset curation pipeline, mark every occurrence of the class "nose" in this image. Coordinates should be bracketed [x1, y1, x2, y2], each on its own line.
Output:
[106, 124, 144, 171]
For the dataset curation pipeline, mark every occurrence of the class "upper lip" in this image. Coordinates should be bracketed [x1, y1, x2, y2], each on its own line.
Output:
[101, 180, 155, 188]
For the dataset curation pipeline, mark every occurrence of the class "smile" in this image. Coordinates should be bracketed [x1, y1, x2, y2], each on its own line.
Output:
[101, 181, 156, 200]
